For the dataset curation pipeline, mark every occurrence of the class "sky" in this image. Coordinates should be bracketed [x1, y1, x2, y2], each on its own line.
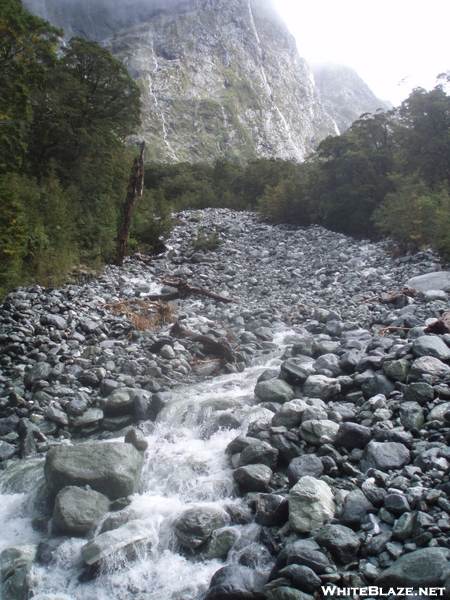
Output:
[272, 0, 450, 107]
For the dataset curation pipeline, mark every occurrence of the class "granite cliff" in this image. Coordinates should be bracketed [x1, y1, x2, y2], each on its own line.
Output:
[24, 0, 338, 163]
[312, 62, 392, 134]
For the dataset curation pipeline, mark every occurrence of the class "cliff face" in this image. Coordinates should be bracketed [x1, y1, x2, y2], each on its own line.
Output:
[24, 0, 337, 163]
[312, 63, 392, 134]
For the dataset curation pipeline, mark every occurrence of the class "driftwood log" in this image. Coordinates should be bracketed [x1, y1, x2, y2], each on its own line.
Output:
[170, 320, 236, 363]
[362, 288, 415, 305]
[146, 279, 234, 304]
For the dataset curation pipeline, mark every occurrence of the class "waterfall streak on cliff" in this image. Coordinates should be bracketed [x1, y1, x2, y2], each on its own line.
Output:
[247, 0, 304, 161]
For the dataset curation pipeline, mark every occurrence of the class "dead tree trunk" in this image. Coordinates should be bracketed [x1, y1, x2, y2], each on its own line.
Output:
[117, 141, 145, 267]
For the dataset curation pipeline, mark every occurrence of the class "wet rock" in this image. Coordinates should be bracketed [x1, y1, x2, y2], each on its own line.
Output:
[99, 387, 142, 416]
[255, 379, 295, 404]
[41, 314, 68, 330]
[124, 428, 148, 452]
[233, 464, 273, 493]
[255, 494, 289, 526]
[81, 520, 154, 567]
[52, 486, 110, 536]
[44, 405, 69, 426]
[204, 565, 267, 600]
[199, 527, 239, 560]
[71, 408, 104, 429]
[360, 441, 410, 473]
[238, 440, 279, 469]
[375, 547, 450, 587]
[173, 505, 230, 549]
[315, 524, 361, 563]
[382, 358, 410, 383]
[362, 373, 395, 399]
[278, 564, 322, 593]
[0, 441, 16, 461]
[44, 442, 143, 499]
[1, 545, 36, 600]
[289, 476, 335, 533]
[384, 493, 411, 515]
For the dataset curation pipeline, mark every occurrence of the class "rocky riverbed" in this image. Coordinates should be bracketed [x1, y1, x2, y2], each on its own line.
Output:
[2, 208, 450, 600]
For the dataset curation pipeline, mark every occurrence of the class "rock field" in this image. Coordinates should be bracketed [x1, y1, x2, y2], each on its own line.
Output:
[2, 208, 450, 599]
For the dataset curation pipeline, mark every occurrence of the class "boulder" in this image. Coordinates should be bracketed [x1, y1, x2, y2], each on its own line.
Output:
[233, 464, 273, 493]
[52, 486, 110, 536]
[204, 565, 267, 600]
[315, 524, 361, 563]
[299, 419, 339, 445]
[44, 442, 143, 500]
[360, 441, 410, 473]
[413, 336, 450, 361]
[99, 387, 146, 416]
[334, 422, 372, 450]
[255, 494, 289, 527]
[255, 379, 295, 404]
[238, 440, 279, 469]
[409, 356, 450, 382]
[303, 375, 340, 400]
[376, 547, 450, 587]
[339, 490, 374, 528]
[173, 505, 230, 549]
[287, 454, 324, 487]
[289, 476, 335, 533]
[24, 362, 52, 390]
[272, 399, 308, 428]
[399, 401, 424, 430]
[406, 271, 450, 293]
[1, 545, 35, 600]
[80, 520, 154, 567]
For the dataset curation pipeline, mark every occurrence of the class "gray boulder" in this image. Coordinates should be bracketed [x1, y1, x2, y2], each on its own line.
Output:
[52, 486, 110, 536]
[205, 565, 267, 600]
[413, 336, 450, 361]
[303, 375, 340, 400]
[44, 442, 143, 500]
[238, 440, 278, 469]
[289, 476, 335, 533]
[255, 379, 295, 404]
[172, 505, 230, 549]
[287, 454, 324, 487]
[334, 422, 372, 450]
[409, 356, 450, 381]
[399, 401, 424, 430]
[0, 441, 16, 461]
[81, 520, 154, 567]
[299, 419, 339, 445]
[233, 464, 273, 493]
[1, 545, 35, 600]
[360, 441, 410, 473]
[339, 490, 374, 528]
[24, 362, 52, 389]
[376, 547, 450, 587]
[99, 387, 147, 416]
[315, 524, 361, 564]
[406, 271, 450, 292]
[272, 399, 308, 428]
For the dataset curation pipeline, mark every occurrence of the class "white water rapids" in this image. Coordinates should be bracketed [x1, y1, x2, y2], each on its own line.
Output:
[0, 328, 296, 599]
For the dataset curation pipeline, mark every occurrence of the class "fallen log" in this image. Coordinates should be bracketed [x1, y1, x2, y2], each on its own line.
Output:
[170, 320, 236, 363]
[161, 279, 234, 303]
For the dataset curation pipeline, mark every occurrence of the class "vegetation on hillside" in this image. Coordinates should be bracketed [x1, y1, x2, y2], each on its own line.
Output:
[1, 0, 450, 298]
[0, 0, 170, 298]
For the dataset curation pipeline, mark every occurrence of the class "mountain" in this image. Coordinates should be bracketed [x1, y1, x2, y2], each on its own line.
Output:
[312, 62, 392, 134]
[24, 0, 338, 163]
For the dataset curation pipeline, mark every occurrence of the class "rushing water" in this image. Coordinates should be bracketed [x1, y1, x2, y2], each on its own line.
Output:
[0, 329, 295, 599]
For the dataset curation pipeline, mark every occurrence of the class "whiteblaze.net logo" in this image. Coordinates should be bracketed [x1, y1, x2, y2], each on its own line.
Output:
[321, 587, 446, 597]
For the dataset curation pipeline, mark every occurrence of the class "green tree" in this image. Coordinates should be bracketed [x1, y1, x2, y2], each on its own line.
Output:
[0, 0, 60, 171]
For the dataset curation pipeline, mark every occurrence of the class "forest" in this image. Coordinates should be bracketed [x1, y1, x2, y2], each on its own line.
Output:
[1, 0, 450, 298]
